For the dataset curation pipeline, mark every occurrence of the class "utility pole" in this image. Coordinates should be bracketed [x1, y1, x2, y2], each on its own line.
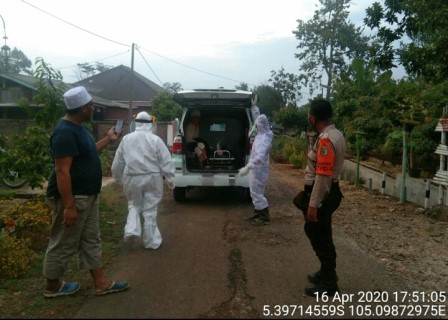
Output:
[128, 43, 135, 124]
[400, 122, 415, 203]
[354, 131, 365, 187]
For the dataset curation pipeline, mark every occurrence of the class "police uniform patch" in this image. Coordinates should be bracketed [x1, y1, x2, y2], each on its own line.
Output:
[316, 138, 334, 176]
[320, 146, 328, 156]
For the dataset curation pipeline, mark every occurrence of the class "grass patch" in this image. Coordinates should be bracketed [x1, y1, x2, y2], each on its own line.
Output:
[0, 182, 128, 319]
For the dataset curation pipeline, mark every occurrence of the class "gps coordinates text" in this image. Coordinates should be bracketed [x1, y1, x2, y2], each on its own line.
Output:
[262, 291, 446, 318]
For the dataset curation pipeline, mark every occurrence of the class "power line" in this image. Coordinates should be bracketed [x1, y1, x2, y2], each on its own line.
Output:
[138, 45, 258, 87]
[21, 0, 259, 87]
[21, 0, 130, 48]
[135, 45, 163, 86]
[56, 50, 130, 70]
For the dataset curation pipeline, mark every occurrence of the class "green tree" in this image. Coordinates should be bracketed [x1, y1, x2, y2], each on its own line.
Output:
[393, 79, 447, 170]
[293, 0, 371, 100]
[253, 85, 284, 119]
[2, 57, 66, 189]
[21, 57, 67, 130]
[0, 47, 33, 74]
[163, 82, 183, 94]
[332, 58, 397, 155]
[272, 104, 308, 132]
[269, 67, 302, 105]
[332, 56, 446, 169]
[151, 90, 182, 121]
[2, 126, 53, 189]
[74, 62, 113, 80]
[364, 0, 448, 82]
[95, 62, 112, 73]
[235, 83, 250, 91]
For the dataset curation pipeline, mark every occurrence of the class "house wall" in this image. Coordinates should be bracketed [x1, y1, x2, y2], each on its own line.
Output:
[0, 119, 174, 148]
[0, 119, 36, 135]
[102, 107, 150, 121]
[95, 120, 176, 150]
[0, 84, 34, 103]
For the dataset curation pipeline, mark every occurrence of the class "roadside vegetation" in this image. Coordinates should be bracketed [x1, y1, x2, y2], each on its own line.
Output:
[0, 183, 127, 319]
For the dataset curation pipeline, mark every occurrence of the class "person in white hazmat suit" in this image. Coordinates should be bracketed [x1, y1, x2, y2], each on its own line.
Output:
[238, 114, 273, 226]
[111, 112, 175, 249]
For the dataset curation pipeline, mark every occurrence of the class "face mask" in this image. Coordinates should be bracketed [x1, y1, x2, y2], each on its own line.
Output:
[308, 115, 316, 131]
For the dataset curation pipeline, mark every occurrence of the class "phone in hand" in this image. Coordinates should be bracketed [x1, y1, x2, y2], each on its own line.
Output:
[114, 119, 124, 134]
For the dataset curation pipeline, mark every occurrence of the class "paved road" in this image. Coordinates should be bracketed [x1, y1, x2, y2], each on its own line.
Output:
[71, 165, 412, 319]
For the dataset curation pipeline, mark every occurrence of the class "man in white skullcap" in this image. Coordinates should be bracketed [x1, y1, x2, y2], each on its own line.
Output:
[111, 111, 175, 249]
[44, 86, 129, 297]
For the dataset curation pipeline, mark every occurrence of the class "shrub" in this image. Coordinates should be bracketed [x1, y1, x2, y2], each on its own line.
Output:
[0, 234, 33, 278]
[0, 198, 52, 278]
[272, 135, 308, 165]
[289, 151, 307, 168]
[0, 127, 53, 190]
[271, 136, 289, 163]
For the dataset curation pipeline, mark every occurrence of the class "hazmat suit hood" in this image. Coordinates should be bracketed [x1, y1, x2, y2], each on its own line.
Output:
[135, 111, 154, 132]
[255, 114, 271, 135]
[247, 114, 273, 169]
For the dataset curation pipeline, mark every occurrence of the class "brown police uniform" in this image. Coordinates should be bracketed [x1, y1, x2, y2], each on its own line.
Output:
[304, 123, 346, 284]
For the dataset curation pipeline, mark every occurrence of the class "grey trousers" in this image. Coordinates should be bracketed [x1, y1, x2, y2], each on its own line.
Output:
[43, 195, 102, 280]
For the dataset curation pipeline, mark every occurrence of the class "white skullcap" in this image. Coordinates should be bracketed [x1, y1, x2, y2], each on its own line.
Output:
[191, 109, 201, 118]
[63, 86, 92, 110]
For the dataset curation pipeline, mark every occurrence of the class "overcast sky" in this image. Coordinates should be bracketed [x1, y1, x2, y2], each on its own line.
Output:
[2, 0, 377, 100]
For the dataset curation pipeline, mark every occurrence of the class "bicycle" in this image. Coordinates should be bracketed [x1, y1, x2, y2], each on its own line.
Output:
[0, 146, 27, 189]
[1, 168, 27, 189]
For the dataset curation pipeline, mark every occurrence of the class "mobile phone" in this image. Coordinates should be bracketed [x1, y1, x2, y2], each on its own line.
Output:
[114, 119, 124, 134]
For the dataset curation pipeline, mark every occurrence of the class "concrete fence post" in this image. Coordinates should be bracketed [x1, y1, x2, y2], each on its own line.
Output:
[381, 172, 386, 195]
[424, 180, 431, 209]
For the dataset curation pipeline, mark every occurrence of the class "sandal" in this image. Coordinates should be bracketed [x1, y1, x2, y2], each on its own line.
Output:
[43, 281, 80, 298]
[94, 280, 129, 296]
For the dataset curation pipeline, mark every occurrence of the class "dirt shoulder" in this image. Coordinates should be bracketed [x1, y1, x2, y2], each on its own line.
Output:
[273, 162, 448, 296]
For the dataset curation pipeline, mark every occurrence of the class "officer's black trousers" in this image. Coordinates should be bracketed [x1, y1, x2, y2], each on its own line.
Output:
[304, 182, 343, 282]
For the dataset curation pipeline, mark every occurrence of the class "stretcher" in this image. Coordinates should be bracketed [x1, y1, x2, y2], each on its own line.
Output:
[208, 150, 234, 169]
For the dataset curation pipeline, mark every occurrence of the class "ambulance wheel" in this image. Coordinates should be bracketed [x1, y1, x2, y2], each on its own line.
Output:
[173, 187, 187, 202]
[238, 187, 251, 202]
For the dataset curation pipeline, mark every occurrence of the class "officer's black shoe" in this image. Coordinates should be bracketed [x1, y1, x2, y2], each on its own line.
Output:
[307, 271, 322, 284]
[305, 282, 340, 297]
[307, 271, 338, 284]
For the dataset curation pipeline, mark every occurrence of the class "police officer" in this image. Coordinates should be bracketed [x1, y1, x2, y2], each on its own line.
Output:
[303, 99, 346, 297]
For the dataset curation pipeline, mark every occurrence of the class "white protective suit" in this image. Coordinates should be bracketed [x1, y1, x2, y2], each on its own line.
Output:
[239, 114, 273, 210]
[111, 112, 175, 249]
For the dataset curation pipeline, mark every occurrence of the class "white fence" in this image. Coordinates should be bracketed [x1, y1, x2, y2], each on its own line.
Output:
[341, 159, 445, 209]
